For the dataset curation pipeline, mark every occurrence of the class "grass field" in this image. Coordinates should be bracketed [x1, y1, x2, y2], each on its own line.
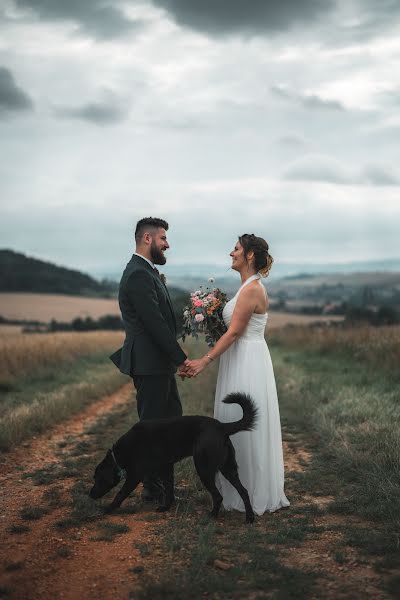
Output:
[271, 337, 400, 554]
[1, 325, 399, 598]
[133, 328, 400, 598]
[0, 331, 126, 450]
[0, 330, 124, 384]
[269, 323, 400, 371]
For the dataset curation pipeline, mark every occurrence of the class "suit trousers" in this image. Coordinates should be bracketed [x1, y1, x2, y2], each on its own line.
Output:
[132, 373, 182, 496]
[133, 373, 183, 421]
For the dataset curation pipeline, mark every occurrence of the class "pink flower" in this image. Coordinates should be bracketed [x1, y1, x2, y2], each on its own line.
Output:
[193, 299, 204, 307]
[194, 313, 205, 323]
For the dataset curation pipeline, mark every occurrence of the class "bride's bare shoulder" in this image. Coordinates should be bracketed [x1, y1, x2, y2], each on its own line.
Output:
[238, 280, 264, 301]
[245, 279, 264, 294]
[238, 280, 268, 312]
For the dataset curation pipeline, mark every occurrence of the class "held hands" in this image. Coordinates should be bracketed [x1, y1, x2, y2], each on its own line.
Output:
[178, 356, 211, 379]
[178, 358, 194, 380]
[188, 357, 209, 377]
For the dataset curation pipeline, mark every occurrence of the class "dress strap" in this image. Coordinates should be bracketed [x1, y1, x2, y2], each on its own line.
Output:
[237, 273, 261, 296]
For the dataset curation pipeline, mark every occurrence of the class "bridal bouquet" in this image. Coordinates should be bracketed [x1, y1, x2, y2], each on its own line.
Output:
[182, 283, 228, 347]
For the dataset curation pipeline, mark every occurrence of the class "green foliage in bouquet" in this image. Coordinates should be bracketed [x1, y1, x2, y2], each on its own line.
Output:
[181, 286, 228, 347]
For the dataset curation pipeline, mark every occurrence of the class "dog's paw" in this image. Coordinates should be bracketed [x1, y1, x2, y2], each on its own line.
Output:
[245, 513, 255, 524]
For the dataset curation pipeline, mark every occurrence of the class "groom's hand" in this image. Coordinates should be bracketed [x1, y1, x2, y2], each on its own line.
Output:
[178, 359, 194, 379]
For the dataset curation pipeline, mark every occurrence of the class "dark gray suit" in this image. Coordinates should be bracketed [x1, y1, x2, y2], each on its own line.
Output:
[110, 254, 186, 420]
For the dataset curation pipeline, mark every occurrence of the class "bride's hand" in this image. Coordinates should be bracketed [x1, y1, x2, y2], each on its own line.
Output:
[189, 357, 209, 377]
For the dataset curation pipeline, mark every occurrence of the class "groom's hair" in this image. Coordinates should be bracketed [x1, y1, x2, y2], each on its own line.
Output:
[135, 217, 169, 242]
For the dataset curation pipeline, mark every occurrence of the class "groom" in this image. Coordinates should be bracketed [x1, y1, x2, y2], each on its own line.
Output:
[110, 216, 191, 500]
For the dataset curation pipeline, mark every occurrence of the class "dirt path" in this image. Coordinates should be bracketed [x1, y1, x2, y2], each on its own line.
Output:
[0, 384, 163, 600]
[0, 387, 394, 600]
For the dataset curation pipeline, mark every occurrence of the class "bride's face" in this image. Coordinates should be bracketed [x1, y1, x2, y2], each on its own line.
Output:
[230, 241, 245, 271]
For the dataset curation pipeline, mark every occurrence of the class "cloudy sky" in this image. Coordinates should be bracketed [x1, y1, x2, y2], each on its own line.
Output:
[1, 0, 399, 276]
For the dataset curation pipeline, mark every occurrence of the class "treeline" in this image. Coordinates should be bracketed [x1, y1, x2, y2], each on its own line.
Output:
[345, 305, 400, 326]
[270, 299, 399, 325]
[0, 249, 117, 297]
[48, 315, 124, 332]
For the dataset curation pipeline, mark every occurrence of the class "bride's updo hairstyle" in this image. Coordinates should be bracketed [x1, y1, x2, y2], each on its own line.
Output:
[239, 233, 274, 278]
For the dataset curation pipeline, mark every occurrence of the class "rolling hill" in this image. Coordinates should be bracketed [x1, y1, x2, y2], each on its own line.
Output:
[0, 249, 117, 297]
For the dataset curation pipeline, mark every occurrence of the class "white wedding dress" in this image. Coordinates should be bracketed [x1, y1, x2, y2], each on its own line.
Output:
[214, 274, 290, 515]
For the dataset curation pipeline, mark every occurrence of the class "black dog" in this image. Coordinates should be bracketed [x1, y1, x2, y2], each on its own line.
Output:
[89, 392, 258, 523]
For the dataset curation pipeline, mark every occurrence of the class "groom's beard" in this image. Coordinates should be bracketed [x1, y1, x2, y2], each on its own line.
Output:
[150, 242, 167, 265]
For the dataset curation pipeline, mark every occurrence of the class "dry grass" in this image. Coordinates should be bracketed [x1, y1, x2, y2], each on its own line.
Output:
[269, 323, 400, 371]
[0, 368, 126, 450]
[268, 311, 343, 329]
[0, 325, 23, 337]
[0, 331, 124, 385]
[0, 330, 126, 449]
[0, 292, 119, 322]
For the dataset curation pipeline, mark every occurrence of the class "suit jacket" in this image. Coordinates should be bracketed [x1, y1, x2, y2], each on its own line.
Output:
[110, 254, 187, 376]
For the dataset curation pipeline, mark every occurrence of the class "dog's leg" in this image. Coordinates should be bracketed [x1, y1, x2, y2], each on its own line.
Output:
[157, 463, 175, 512]
[219, 465, 255, 524]
[194, 458, 223, 519]
[105, 477, 140, 513]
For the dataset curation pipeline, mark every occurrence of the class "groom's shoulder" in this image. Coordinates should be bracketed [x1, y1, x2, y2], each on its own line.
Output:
[121, 255, 154, 285]
[123, 254, 150, 272]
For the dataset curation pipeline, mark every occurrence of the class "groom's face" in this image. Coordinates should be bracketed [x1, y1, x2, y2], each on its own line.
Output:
[150, 227, 169, 265]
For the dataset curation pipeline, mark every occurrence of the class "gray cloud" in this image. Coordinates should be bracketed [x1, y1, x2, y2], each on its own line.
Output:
[364, 124, 400, 146]
[0, 67, 33, 113]
[14, 0, 144, 39]
[277, 135, 308, 147]
[271, 84, 345, 112]
[284, 155, 399, 187]
[379, 89, 400, 107]
[151, 0, 336, 36]
[362, 165, 399, 186]
[284, 155, 353, 185]
[55, 102, 128, 125]
[339, 0, 400, 42]
[311, 0, 400, 48]
[7, 0, 399, 45]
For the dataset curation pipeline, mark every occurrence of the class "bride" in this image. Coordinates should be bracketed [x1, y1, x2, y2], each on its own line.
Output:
[187, 233, 290, 515]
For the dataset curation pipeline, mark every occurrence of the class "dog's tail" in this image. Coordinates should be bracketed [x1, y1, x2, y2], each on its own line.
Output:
[220, 392, 258, 436]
